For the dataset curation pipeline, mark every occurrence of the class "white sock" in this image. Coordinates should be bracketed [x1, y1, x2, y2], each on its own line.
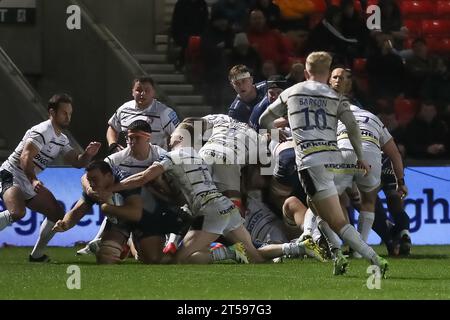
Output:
[312, 224, 322, 243]
[0, 210, 13, 231]
[91, 217, 107, 242]
[316, 216, 341, 251]
[400, 229, 410, 238]
[357, 211, 375, 243]
[302, 208, 315, 236]
[282, 242, 304, 257]
[339, 224, 378, 263]
[30, 218, 56, 258]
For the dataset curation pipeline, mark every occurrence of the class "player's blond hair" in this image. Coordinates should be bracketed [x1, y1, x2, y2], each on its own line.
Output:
[306, 52, 332, 76]
[228, 64, 251, 81]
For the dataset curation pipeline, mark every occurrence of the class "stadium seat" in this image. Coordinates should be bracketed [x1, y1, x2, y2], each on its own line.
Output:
[404, 20, 422, 36]
[185, 36, 201, 62]
[353, 58, 367, 75]
[426, 36, 450, 53]
[185, 36, 203, 79]
[311, 0, 327, 13]
[436, 1, 450, 17]
[354, 1, 362, 12]
[401, 1, 435, 18]
[309, 13, 324, 29]
[422, 20, 450, 36]
[394, 98, 419, 126]
[366, 0, 379, 8]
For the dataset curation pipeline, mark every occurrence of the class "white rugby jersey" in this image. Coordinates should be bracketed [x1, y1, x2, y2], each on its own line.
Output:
[155, 147, 224, 215]
[244, 196, 286, 243]
[2, 119, 73, 174]
[265, 80, 352, 170]
[105, 144, 166, 213]
[200, 114, 260, 165]
[108, 99, 179, 149]
[337, 105, 392, 155]
[105, 144, 166, 175]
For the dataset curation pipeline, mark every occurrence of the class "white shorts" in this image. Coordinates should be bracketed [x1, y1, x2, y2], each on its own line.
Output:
[208, 164, 242, 193]
[197, 196, 244, 235]
[0, 163, 36, 200]
[333, 150, 381, 194]
[298, 165, 337, 201]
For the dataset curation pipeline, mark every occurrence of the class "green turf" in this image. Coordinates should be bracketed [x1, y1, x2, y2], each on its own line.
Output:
[0, 246, 449, 299]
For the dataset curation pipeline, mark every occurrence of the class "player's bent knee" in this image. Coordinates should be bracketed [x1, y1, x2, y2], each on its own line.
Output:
[10, 209, 26, 221]
[282, 198, 298, 227]
[96, 240, 122, 264]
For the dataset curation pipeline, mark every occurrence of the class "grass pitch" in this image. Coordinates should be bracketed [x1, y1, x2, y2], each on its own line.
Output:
[0, 245, 449, 300]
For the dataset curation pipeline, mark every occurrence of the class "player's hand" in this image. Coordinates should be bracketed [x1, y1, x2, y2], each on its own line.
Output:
[92, 189, 113, 204]
[108, 142, 124, 154]
[356, 159, 371, 177]
[53, 219, 69, 232]
[397, 183, 408, 199]
[274, 117, 289, 129]
[32, 179, 45, 193]
[277, 129, 289, 143]
[85, 141, 102, 157]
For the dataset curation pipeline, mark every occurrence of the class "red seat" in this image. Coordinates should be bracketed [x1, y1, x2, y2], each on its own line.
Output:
[404, 19, 422, 36]
[185, 36, 204, 78]
[422, 20, 450, 36]
[437, 1, 450, 17]
[353, 58, 367, 74]
[185, 36, 201, 62]
[394, 98, 419, 126]
[354, 1, 362, 12]
[401, 1, 435, 18]
[367, 0, 379, 7]
[311, 0, 327, 13]
[309, 13, 324, 29]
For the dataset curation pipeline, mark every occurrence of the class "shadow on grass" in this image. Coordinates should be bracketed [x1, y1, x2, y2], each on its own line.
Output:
[403, 254, 449, 260]
[388, 276, 450, 281]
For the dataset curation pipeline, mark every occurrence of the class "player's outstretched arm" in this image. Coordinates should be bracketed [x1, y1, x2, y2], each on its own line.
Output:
[110, 163, 165, 192]
[53, 199, 91, 232]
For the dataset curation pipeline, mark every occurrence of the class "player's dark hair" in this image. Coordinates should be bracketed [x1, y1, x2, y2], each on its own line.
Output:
[132, 76, 155, 87]
[128, 120, 152, 133]
[48, 93, 73, 112]
[86, 160, 113, 175]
